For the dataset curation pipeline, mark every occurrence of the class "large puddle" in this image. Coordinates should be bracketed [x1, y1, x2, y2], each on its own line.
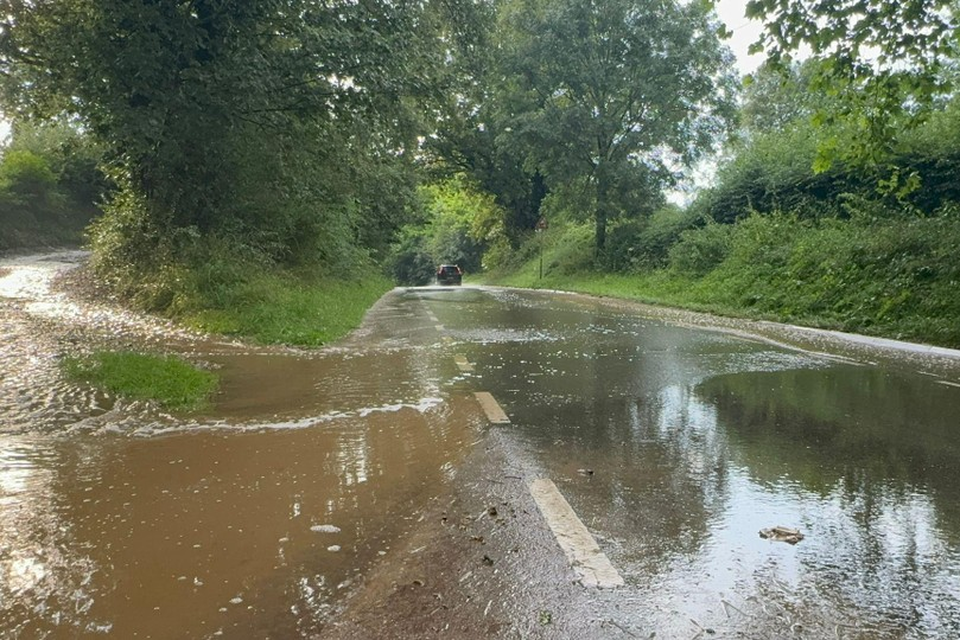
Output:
[5, 254, 960, 638]
[0, 254, 483, 638]
[437, 288, 960, 638]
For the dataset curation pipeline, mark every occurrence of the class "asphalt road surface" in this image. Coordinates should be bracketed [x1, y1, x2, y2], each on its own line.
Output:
[4, 256, 960, 638]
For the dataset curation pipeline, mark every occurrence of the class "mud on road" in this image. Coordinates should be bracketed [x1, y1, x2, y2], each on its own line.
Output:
[0, 251, 604, 639]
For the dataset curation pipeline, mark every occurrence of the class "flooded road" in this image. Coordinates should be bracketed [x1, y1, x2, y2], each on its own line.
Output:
[434, 288, 960, 639]
[3, 253, 960, 638]
[1, 253, 484, 638]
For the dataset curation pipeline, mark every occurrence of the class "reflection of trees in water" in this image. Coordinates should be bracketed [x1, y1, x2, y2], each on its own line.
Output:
[697, 367, 960, 637]
[510, 382, 734, 576]
[696, 366, 960, 533]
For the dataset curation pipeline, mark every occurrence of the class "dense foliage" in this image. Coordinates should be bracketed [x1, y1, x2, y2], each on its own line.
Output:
[745, 0, 958, 168]
[387, 176, 505, 285]
[0, 120, 106, 250]
[0, 0, 462, 305]
[425, 0, 737, 256]
[4, 0, 960, 349]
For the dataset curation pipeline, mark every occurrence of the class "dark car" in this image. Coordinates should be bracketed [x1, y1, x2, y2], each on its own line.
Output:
[436, 264, 463, 285]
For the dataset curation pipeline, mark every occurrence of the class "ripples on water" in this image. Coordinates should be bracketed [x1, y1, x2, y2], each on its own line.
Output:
[7, 259, 960, 638]
[1, 257, 484, 638]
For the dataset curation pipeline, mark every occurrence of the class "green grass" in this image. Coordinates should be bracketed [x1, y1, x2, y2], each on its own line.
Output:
[182, 272, 393, 346]
[63, 351, 219, 411]
[479, 214, 960, 348]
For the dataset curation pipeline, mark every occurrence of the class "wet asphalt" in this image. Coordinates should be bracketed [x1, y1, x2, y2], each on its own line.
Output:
[3, 254, 960, 638]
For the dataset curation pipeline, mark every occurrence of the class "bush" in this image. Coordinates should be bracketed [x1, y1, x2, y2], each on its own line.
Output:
[668, 221, 734, 276]
[0, 121, 107, 250]
[635, 206, 702, 267]
[385, 231, 436, 285]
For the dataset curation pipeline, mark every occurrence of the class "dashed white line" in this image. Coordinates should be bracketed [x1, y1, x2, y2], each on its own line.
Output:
[473, 392, 510, 424]
[529, 478, 624, 589]
[454, 355, 474, 373]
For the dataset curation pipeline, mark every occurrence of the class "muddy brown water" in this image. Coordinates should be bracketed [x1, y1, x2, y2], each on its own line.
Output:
[4, 253, 960, 638]
[1, 254, 484, 638]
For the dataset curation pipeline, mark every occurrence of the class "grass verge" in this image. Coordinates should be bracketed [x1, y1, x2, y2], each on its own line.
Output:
[63, 351, 219, 411]
[479, 215, 960, 348]
[181, 272, 393, 347]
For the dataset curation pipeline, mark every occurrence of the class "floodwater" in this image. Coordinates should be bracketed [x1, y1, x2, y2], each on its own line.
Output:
[3, 253, 960, 638]
[0, 253, 484, 638]
[435, 288, 960, 639]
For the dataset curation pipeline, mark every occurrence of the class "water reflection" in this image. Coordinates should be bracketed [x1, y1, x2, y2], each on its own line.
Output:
[0, 261, 486, 638]
[454, 289, 960, 638]
[697, 367, 960, 636]
[700, 367, 960, 502]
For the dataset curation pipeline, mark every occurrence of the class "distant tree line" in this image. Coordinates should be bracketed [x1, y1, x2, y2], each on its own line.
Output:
[0, 120, 107, 250]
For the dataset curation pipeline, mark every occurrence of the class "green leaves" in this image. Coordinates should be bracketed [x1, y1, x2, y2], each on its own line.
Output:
[745, 0, 959, 168]
[0, 0, 472, 290]
[493, 0, 737, 251]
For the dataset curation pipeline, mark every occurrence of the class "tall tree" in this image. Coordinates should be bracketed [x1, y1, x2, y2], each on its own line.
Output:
[0, 0, 463, 272]
[497, 0, 737, 254]
[423, 0, 548, 245]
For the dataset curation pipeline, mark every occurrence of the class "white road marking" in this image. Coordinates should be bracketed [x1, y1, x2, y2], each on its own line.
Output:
[937, 380, 960, 388]
[435, 324, 445, 331]
[454, 355, 474, 372]
[473, 392, 510, 424]
[529, 478, 625, 589]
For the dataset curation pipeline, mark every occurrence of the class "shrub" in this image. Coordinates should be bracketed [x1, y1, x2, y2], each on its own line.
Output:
[668, 221, 734, 276]
[386, 231, 436, 285]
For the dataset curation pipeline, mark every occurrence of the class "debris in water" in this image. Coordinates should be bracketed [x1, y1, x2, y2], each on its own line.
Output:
[577, 468, 594, 476]
[759, 526, 804, 544]
[310, 524, 341, 534]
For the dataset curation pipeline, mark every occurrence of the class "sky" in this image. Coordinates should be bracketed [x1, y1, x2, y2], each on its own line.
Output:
[715, 0, 766, 76]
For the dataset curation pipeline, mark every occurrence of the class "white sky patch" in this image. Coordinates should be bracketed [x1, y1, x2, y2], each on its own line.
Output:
[715, 0, 767, 77]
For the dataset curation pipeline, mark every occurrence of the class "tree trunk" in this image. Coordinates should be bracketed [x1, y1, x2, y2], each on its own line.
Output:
[595, 169, 609, 257]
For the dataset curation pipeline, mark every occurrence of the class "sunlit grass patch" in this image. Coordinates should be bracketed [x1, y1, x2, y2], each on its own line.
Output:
[185, 273, 392, 346]
[63, 351, 219, 411]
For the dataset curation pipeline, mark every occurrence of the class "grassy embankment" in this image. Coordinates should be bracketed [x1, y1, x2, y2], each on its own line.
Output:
[479, 214, 960, 348]
[180, 271, 393, 346]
